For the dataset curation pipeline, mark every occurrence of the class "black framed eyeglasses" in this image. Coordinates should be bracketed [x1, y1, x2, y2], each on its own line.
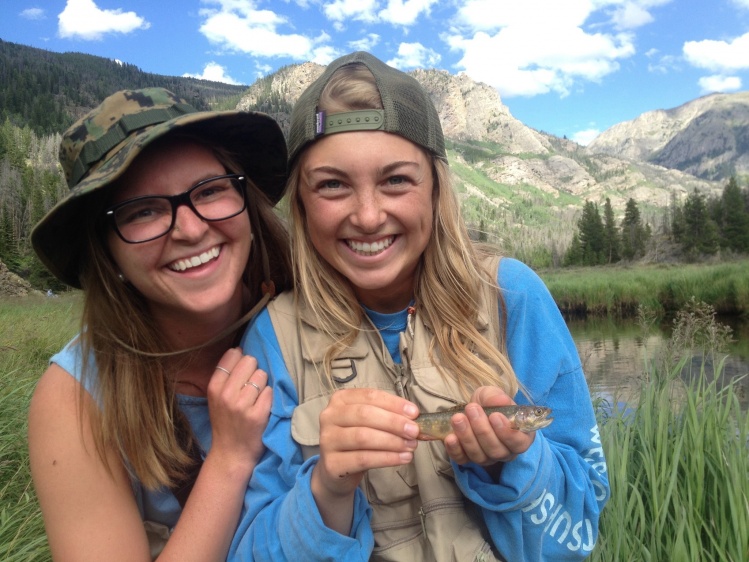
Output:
[104, 174, 247, 244]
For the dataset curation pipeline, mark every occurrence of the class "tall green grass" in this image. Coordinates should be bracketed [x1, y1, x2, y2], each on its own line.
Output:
[592, 363, 748, 561]
[0, 294, 81, 561]
[541, 260, 749, 316]
[591, 303, 749, 561]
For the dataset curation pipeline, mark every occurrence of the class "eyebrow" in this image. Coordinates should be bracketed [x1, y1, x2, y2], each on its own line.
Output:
[378, 161, 420, 176]
[306, 160, 421, 177]
[110, 172, 229, 204]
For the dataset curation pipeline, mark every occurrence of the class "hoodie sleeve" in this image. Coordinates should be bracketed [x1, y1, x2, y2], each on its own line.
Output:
[452, 258, 610, 561]
[227, 309, 373, 561]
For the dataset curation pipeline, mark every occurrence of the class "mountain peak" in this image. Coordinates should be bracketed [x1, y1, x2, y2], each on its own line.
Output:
[588, 91, 749, 181]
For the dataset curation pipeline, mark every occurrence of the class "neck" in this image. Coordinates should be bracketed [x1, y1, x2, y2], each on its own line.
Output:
[174, 335, 238, 396]
[357, 287, 414, 314]
[153, 297, 246, 394]
[152, 289, 246, 350]
[161, 316, 239, 350]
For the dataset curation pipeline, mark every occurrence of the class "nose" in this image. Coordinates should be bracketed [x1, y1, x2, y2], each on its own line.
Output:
[350, 187, 386, 232]
[171, 204, 208, 240]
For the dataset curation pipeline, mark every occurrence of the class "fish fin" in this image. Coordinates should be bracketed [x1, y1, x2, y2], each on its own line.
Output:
[416, 434, 441, 441]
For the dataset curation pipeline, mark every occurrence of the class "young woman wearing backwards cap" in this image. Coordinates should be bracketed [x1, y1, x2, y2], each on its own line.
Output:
[233, 52, 609, 561]
[28, 88, 291, 561]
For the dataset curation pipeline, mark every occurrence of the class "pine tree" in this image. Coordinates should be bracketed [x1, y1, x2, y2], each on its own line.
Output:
[681, 189, 720, 258]
[621, 198, 648, 260]
[0, 204, 19, 269]
[602, 197, 620, 263]
[670, 191, 684, 243]
[578, 201, 605, 265]
[564, 231, 583, 266]
[719, 176, 749, 252]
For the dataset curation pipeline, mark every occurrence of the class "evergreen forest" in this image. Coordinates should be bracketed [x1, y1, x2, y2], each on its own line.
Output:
[563, 180, 749, 266]
[0, 39, 247, 136]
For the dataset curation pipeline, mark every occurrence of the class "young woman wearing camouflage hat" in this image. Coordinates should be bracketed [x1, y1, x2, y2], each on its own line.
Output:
[27, 88, 291, 560]
[233, 52, 610, 561]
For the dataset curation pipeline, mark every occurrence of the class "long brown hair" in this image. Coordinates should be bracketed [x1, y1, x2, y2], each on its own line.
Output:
[78, 135, 291, 489]
[287, 64, 519, 400]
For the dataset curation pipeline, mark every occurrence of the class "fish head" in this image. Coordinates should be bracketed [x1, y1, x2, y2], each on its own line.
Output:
[514, 405, 553, 432]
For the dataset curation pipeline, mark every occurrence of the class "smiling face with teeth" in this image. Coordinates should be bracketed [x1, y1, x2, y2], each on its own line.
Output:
[298, 131, 434, 312]
[107, 138, 252, 327]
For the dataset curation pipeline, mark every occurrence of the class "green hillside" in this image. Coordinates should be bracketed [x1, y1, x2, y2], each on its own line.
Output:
[0, 39, 247, 135]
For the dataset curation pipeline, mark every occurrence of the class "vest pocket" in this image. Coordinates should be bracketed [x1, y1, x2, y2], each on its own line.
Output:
[290, 394, 327, 447]
[425, 439, 457, 478]
[450, 516, 504, 562]
[364, 462, 419, 504]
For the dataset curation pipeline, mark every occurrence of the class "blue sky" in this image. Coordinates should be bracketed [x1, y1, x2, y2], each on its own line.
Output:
[1, 0, 748, 144]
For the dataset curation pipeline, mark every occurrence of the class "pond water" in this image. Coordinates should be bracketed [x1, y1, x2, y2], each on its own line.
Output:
[567, 315, 749, 409]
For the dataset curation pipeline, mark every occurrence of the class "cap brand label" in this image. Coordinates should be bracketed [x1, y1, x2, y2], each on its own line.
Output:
[315, 111, 326, 135]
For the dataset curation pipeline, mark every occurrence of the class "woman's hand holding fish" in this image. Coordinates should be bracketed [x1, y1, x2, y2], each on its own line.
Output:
[444, 386, 536, 470]
[311, 388, 420, 534]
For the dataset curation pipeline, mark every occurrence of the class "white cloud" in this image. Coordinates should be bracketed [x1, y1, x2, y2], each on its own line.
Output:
[323, 0, 436, 27]
[448, 28, 634, 97]
[610, 3, 653, 30]
[20, 8, 45, 20]
[349, 33, 380, 52]
[698, 75, 743, 94]
[379, 0, 439, 26]
[58, 0, 150, 40]
[256, 63, 273, 75]
[647, 52, 679, 74]
[199, 0, 324, 58]
[609, 0, 673, 31]
[309, 45, 342, 65]
[572, 128, 600, 146]
[324, 0, 379, 24]
[456, 0, 591, 31]
[730, 0, 749, 9]
[448, 0, 641, 98]
[387, 42, 441, 69]
[183, 62, 241, 85]
[683, 32, 749, 72]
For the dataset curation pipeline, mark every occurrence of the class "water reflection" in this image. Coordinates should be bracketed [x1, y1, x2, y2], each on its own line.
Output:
[567, 316, 749, 409]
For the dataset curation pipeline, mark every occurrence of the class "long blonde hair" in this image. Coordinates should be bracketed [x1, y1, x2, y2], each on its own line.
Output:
[288, 64, 519, 400]
[78, 136, 291, 489]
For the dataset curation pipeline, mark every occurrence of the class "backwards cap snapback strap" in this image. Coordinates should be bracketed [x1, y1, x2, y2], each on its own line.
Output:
[315, 109, 385, 136]
[70, 102, 196, 187]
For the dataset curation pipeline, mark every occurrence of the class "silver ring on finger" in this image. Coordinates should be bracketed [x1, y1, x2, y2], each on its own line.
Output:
[243, 380, 261, 393]
[215, 366, 231, 375]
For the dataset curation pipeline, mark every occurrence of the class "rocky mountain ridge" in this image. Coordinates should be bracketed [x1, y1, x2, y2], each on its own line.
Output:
[237, 61, 722, 218]
[587, 91, 749, 181]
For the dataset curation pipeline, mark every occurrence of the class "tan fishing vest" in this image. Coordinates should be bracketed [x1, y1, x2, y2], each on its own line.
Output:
[268, 258, 505, 562]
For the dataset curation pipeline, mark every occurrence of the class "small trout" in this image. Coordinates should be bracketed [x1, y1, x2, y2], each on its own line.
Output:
[415, 404, 553, 441]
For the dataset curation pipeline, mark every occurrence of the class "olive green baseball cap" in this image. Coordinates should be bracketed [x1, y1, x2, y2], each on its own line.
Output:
[31, 87, 287, 288]
[287, 51, 446, 166]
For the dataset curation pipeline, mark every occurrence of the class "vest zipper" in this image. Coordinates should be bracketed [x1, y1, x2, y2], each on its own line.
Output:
[394, 364, 407, 398]
[418, 497, 468, 536]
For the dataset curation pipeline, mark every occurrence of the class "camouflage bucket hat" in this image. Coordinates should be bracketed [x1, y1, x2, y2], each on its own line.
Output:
[31, 87, 287, 288]
[287, 51, 446, 166]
